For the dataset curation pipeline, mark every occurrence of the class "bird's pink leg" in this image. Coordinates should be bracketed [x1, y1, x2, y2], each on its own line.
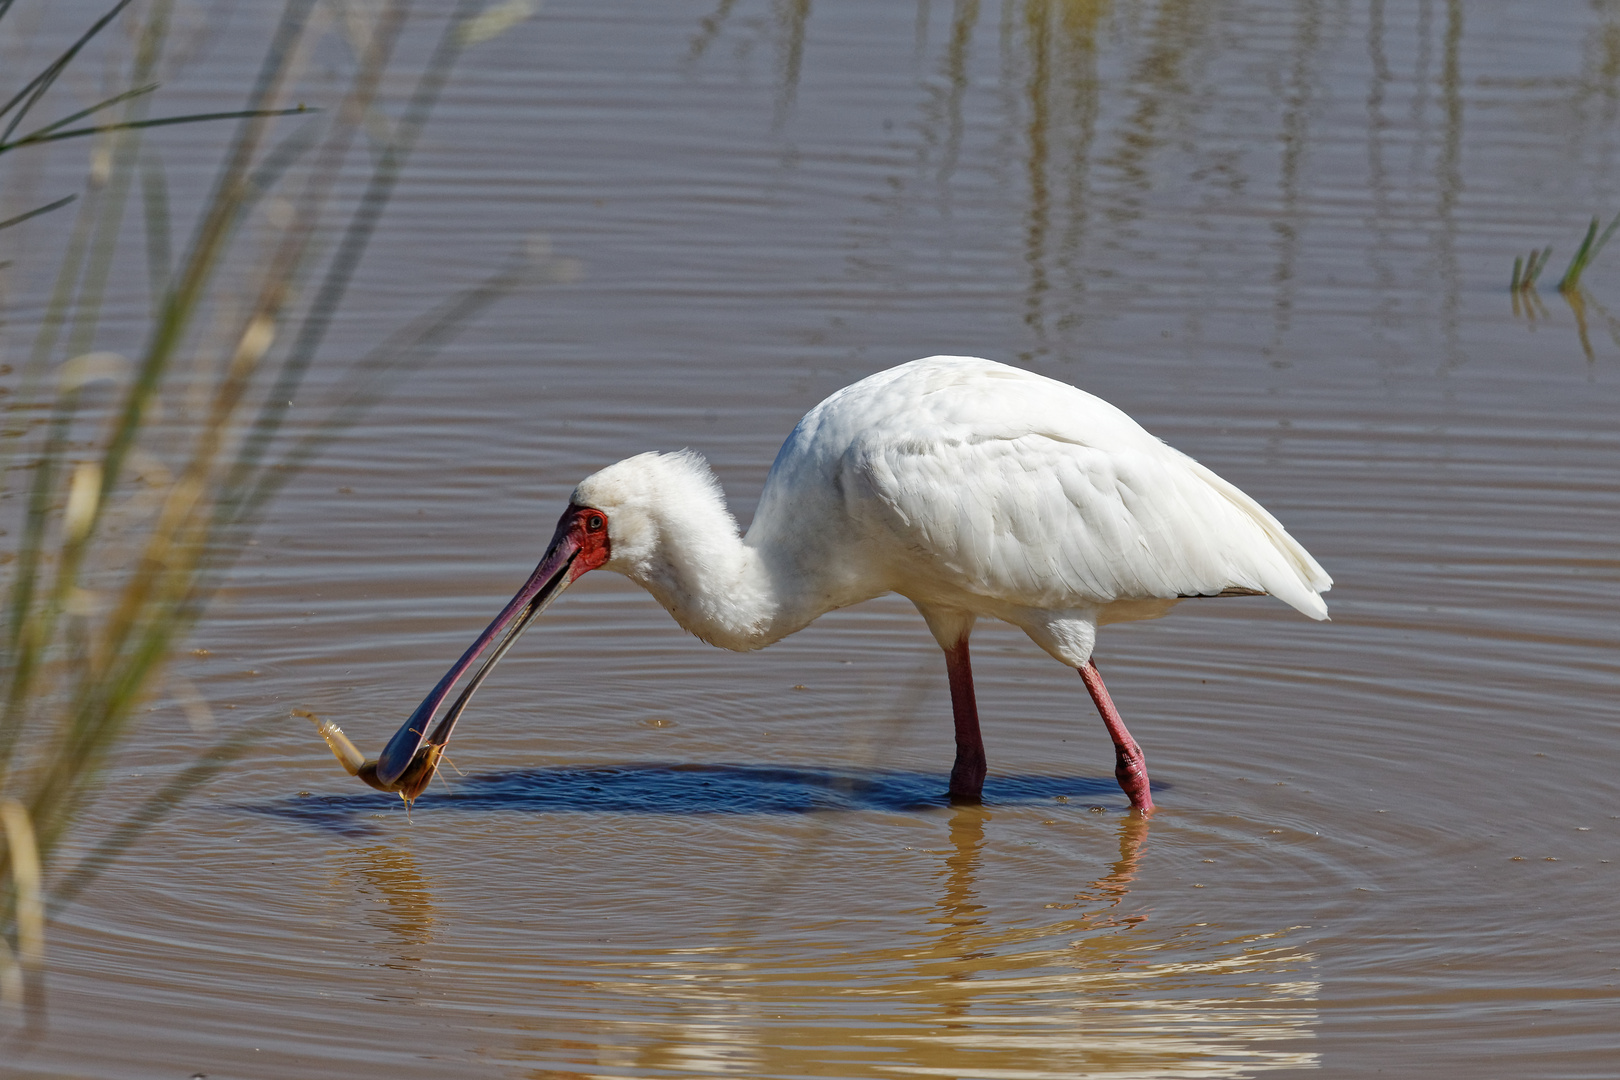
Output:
[944, 639, 986, 803]
[1078, 660, 1154, 813]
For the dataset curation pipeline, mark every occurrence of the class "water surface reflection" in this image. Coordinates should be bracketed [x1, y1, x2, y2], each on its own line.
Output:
[337, 845, 437, 966]
[494, 810, 1316, 1077]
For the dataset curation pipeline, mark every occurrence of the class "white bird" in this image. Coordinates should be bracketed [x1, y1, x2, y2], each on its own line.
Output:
[373, 355, 1331, 812]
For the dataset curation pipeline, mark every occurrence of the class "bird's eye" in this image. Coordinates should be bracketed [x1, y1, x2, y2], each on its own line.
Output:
[585, 513, 605, 532]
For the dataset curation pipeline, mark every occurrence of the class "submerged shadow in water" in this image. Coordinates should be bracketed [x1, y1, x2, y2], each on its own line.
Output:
[249, 762, 1150, 836]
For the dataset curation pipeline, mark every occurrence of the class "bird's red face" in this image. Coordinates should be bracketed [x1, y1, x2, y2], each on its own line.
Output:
[371, 503, 612, 788]
[562, 503, 614, 579]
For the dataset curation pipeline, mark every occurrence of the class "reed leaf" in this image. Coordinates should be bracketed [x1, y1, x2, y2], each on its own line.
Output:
[1511, 216, 1619, 295]
[1556, 213, 1620, 293]
[0, 0, 547, 1011]
[0, 193, 74, 232]
[0, 0, 140, 142]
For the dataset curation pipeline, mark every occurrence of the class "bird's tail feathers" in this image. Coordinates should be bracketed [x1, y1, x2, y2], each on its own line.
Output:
[1184, 457, 1332, 620]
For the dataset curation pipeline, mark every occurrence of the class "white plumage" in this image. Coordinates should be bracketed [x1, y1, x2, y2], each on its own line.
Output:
[578, 356, 1327, 657]
[378, 355, 1331, 813]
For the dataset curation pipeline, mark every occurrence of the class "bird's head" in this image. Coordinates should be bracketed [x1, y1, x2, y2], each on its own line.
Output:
[370, 450, 720, 790]
[568, 449, 724, 579]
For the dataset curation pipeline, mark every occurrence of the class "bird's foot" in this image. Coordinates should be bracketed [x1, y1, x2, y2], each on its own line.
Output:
[948, 756, 987, 805]
[1113, 745, 1154, 813]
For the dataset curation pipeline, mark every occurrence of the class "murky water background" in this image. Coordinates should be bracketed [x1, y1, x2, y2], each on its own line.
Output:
[5, 1, 1620, 1076]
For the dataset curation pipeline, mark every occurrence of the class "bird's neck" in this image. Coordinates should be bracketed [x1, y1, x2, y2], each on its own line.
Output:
[622, 499, 792, 652]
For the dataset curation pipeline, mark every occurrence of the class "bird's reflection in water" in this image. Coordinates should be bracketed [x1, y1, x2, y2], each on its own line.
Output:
[919, 806, 1149, 1032]
[1076, 811, 1150, 910]
[934, 802, 992, 936]
[924, 804, 994, 1030]
[895, 809, 1317, 1078]
[504, 809, 1317, 1078]
[335, 844, 437, 971]
[931, 804, 1148, 946]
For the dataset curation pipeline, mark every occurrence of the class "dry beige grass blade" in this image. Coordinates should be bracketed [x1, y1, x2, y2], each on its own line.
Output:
[0, 1, 549, 1016]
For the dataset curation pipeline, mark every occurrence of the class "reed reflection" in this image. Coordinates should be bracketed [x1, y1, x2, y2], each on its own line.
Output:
[1512, 283, 1620, 363]
[1268, 0, 1322, 347]
[1434, 0, 1465, 369]
[681, 0, 1620, 375]
[1008, 0, 1110, 350]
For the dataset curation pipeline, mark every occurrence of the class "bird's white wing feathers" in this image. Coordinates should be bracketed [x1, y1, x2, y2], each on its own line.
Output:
[827, 357, 1331, 620]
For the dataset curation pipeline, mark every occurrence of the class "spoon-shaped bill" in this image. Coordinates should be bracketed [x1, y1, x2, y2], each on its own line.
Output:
[302, 708, 445, 803]
[372, 504, 611, 788]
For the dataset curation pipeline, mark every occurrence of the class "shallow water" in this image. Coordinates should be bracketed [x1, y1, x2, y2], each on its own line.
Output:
[6, 1, 1620, 1077]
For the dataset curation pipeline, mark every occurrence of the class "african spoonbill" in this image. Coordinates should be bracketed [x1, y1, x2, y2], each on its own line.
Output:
[370, 355, 1332, 812]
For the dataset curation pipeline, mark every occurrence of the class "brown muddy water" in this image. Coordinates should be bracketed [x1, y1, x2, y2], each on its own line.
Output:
[5, 1, 1620, 1077]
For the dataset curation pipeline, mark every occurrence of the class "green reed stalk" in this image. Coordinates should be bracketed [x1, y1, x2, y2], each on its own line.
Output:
[1556, 214, 1620, 294]
[1509, 244, 1552, 293]
[1511, 215, 1620, 295]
